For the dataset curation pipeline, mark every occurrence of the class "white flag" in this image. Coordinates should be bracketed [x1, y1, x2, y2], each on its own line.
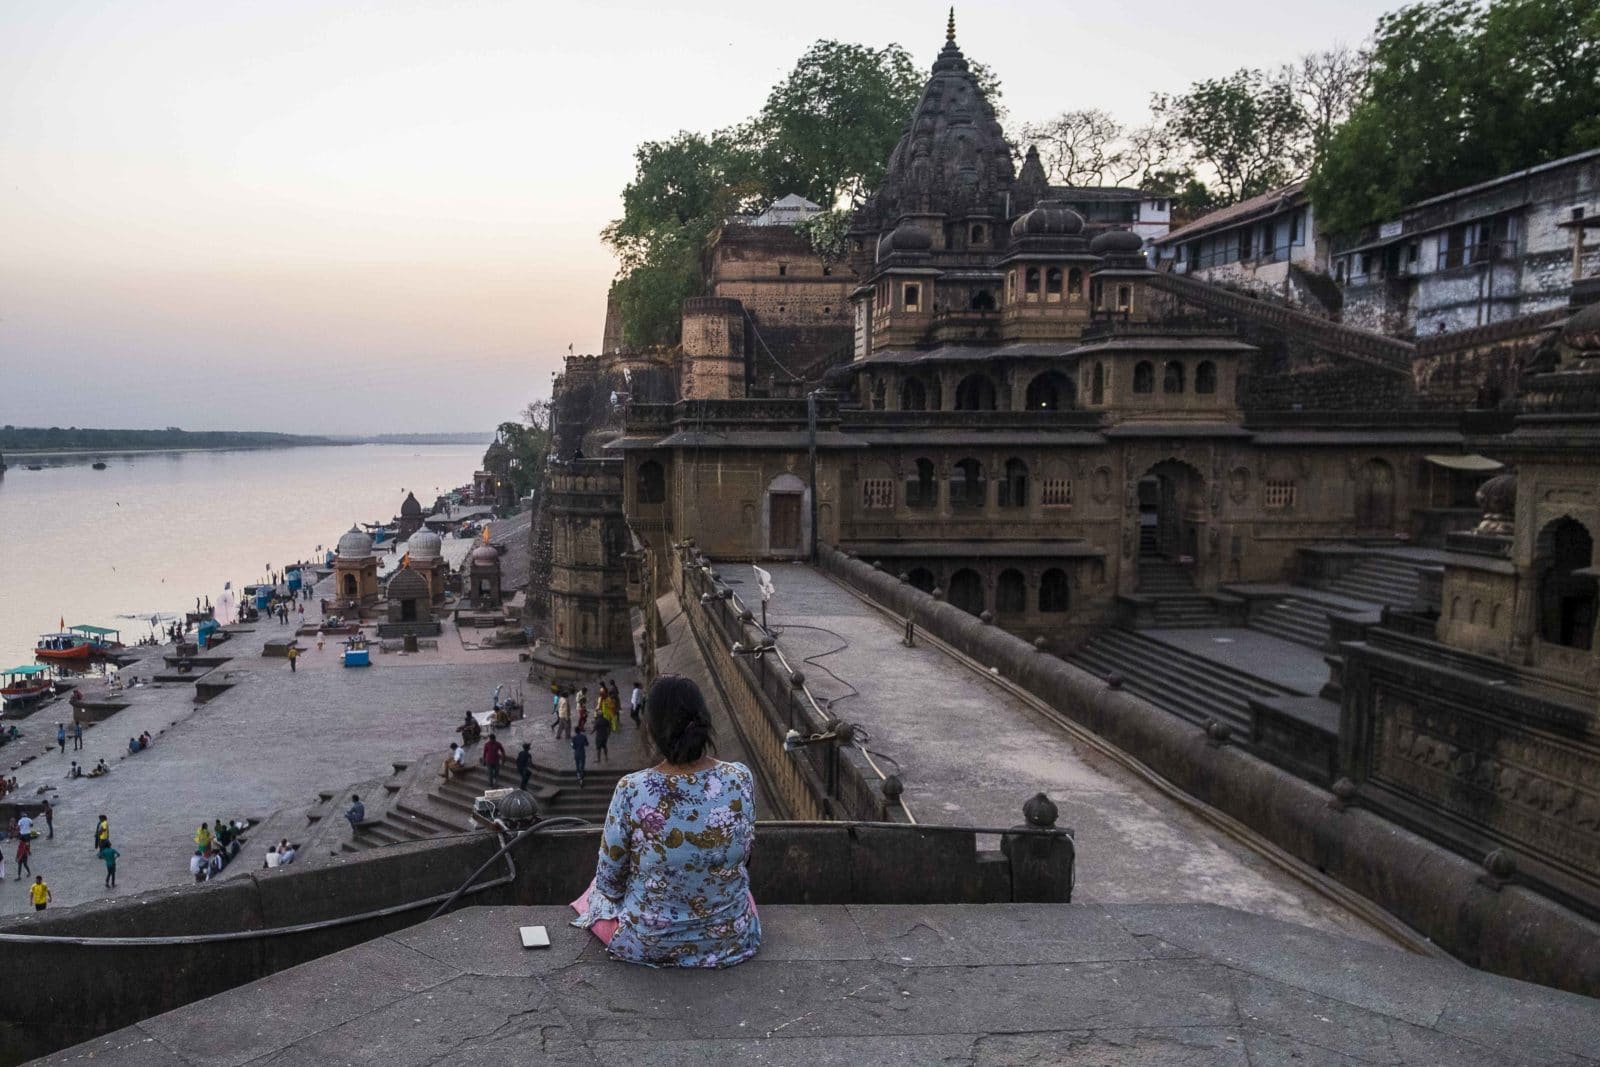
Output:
[753, 565, 775, 604]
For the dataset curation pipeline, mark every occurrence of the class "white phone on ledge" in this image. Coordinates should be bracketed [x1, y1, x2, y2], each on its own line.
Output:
[519, 925, 551, 949]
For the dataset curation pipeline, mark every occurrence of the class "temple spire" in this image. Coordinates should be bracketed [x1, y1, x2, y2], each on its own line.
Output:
[946, 7, 956, 43]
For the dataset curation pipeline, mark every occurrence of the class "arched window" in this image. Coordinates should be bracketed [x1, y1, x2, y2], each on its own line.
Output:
[1091, 362, 1105, 404]
[970, 289, 996, 311]
[998, 458, 1028, 508]
[949, 568, 985, 616]
[343, 573, 358, 596]
[1536, 518, 1597, 649]
[637, 460, 666, 504]
[871, 378, 887, 410]
[1195, 361, 1217, 394]
[1026, 371, 1073, 411]
[907, 567, 936, 593]
[970, 224, 986, 244]
[1039, 569, 1069, 613]
[950, 458, 985, 509]
[1133, 361, 1154, 394]
[996, 569, 1027, 614]
[1068, 267, 1083, 299]
[906, 458, 937, 509]
[901, 378, 928, 411]
[955, 374, 997, 411]
[1045, 267, 1063, 299]
[1117, 285, 1132, 311]
[1025, 268, 1040, 299]
[1163, 361, 1185, 393]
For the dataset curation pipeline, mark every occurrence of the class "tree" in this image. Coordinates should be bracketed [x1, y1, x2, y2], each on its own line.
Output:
[493, 401, 553, 503]
[1153, 69, 1310, 204]
[1021, 109, 1126, 186]
[1288, 45, 1369, 158]
[1311, 0, 1600, 235]
[750, 41, 924, 208]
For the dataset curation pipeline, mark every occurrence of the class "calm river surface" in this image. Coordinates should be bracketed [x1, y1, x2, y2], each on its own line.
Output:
[0, 445, 480, 670]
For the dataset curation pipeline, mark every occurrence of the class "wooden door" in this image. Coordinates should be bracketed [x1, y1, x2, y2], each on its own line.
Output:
[770, 493, 802, 552]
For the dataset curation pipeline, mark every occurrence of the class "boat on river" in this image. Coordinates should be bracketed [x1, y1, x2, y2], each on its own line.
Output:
[35, 624, 123, 663]
[1, 665, 55, 706]
[92, 461, 107, 470]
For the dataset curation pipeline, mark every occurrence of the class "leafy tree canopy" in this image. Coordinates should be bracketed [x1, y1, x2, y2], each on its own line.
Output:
[1310, 0, 1600, 234]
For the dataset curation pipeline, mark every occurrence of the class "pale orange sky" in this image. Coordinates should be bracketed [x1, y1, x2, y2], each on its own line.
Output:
[0, 1, 1395, 434]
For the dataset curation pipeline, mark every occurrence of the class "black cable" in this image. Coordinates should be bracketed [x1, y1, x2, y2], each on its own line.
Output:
[768, 621, 860, 712]
[427, 816, 591, 922]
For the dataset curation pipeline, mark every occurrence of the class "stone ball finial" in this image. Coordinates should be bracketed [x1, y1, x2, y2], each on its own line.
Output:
[898, 572, 911, 583]
[1329, 777, 1358, 811]
[1204, 719, 1233, 746]
[979, 610, 994, 625]
[1033, 636, 1048, 652]
[931, 587, 945, 601]
[881, 774, 904, 800]
[1473, 472, 1518, 537]
[1023, 792, 1059, 828]
[789, 671, 806, 689]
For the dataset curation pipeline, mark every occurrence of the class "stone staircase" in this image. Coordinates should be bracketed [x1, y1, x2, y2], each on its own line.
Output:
[1066, 628, 1297, 738]
[1248, 598, 1331, 651]
[1317, 557, 1422, 607]
[1137, 561, 1224, 628]
[343, 758, 626, 853]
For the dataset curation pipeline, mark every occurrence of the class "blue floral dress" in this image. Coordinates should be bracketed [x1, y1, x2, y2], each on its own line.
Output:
[574, 760, 761, 968]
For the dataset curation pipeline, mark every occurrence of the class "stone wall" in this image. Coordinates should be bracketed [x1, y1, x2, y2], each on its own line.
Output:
[1241, 364, 1417, 411]
[819, 544, 1600, 997]
[0, 820, 1070, 1064]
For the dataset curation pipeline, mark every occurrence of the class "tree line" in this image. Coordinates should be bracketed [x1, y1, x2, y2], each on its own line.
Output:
[604, 0, 1600, 346]
[0, 426, 336, 453]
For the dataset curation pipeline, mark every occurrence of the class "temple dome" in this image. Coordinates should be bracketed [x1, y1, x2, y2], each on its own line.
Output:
[878, 221, 934, 256]
[336, 527, 373, 560]
[400, 492, 422, 518]
[1010, 200, 1085, 238]
[408, 529, 443, 561]
[1090, 228, 1145, 254]
[386, 568, 429, 600]
[471, 544, 501, 567]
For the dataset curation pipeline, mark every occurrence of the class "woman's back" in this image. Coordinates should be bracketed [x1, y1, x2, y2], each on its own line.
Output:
[584, 759, 760, 968]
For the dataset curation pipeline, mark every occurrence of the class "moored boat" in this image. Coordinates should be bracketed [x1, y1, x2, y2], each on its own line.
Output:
[35, 633, 94, 662]
[92, 461, 107, 470]
[2, 665, 55, 706]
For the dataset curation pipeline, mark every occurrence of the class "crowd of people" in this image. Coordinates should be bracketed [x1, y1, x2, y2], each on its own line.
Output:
[126, 732, 152, 755]
[189, 819, 246, 882]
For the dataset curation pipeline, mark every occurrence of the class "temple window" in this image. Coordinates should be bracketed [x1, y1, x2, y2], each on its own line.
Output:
[778, 264, 788, 276]
[1265, 480, 1297, 510]
[1163, 361, 1185, 394]
[1536, 518, 1597, 650]
[1195, 361, 1217, 394]
[861, 478, 895, 510]
[871, 378, 887, 410]
[971, 289, 996, 311]
[1041, 479, 1073, 507]
[970, 224, 986, 244]
[998, 458, 1028, 508]
[636, 461, 666, 504]
[1117, 285, 1132, 311]
[1039, 568, 1070, 613]
[954, 373, 998, 411]
[906, 459, 937, 509]
[900, 378, 928, 411]
[1091, 361, 1105, 404]
[1025, 268, 1040, 300]
[1026, 370, 1073, 411]
[1133, 361, 1154, 394]
[1045, 268, 1063, 301]
[950, 458, 986, 509]
[1068, 268, 1083, 300]
[903, 283, 920, 311]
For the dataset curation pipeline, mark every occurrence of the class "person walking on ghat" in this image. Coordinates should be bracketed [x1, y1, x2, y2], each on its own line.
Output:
[42, 799, 53, 840]
[594, 708, 612, 764]
[100, 843, 120, 888]
[57, 723, 66, 755]
[555, 690, 572, 740]
[287, 645, 299, 673]
[16, 836, 32, 879]
[516, 742, 533, 791]
[482, 733, 505, 788]
[571, 724, 589, 787]
[94, 814, 110, 853]
[30, 876, 51, 911]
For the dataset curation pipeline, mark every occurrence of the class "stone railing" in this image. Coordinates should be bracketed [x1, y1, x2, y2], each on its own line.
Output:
[672, 545, 900, 824]
[1150, 272, 1415, 373]
[841, 409, 1103, 431]
[1414, 306, 1567, 358]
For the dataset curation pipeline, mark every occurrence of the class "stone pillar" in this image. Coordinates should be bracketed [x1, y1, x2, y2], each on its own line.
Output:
[680, 297, 747, 400]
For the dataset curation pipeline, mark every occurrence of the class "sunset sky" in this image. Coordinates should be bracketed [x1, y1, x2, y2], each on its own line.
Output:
[1, 1, 1395, 434]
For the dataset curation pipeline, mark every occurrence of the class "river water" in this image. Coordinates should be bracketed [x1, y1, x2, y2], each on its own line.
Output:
[0, 445, 481, 670]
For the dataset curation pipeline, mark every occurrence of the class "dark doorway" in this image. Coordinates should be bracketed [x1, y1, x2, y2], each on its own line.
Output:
[343, 574, 357, 596]
[907, 567, 936, 594]
[1138, 460, 1204, 561]
[1354, 459, 1395, 529]
[400, 599, 418, 623]
[949, 569, 985, 616]
[770, 493, 802, 552]
[1537, 518, 1597, 650]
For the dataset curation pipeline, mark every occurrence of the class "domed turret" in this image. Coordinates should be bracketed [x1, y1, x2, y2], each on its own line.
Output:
[400, 491, 422, 518]
[1010, 200, 1085, 239]
[336, 526, 373, 560]
[408, 529, 443, 561]
[1089, 228, 1145, 255]
[471, 544, 501, 567]
[877, 221, 934, 258]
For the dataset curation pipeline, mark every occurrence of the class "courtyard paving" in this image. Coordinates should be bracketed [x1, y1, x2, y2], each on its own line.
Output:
[756, 563, 1389, 943]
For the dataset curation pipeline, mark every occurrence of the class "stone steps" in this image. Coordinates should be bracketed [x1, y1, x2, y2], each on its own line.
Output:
[1249, 598, 1330, 651]
[1068, 628, 1295, 736]
[1319, 558, 1421, 607]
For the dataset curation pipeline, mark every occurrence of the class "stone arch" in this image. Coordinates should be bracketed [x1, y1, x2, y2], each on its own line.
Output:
[901, 377, 929, 411]
[1039, 568, 1070, 612]
[1091, 362, 1105, 404]
[996, 569, 1027, 614]
[999, 457, 1028, 508]
[948, 568, 985, 616]
[764, 472, 809, 556]
[1163, 360, 1185, 393]
[906, 458, 938, 509]
[951, 457, 986, 509]
[970, 289, 996, 311]
[955, 373, 998, 411]
[1137, 458, 1206, 564]
[907, 567, 936, 594]
[1025, 370, 1074, 411]
[1068, 267, 1084, 299]
[1195, 361, 1217, 394]
[342, 573, 358, 597]
[1535, 517, 1597, 649]
[1133, 361, 1154, 394]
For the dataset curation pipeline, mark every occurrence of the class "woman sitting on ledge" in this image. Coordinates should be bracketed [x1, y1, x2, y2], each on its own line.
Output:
[572, 675, 760, 969]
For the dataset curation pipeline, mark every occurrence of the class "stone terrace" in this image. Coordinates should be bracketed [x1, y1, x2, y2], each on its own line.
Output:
[41, 903, 1600, 1066]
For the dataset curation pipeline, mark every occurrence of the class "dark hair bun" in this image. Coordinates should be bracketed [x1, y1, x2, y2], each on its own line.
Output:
[646, 675, 717, 765]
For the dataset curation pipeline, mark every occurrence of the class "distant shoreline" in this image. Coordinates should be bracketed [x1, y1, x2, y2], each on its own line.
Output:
[3, 438, 491, 460]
